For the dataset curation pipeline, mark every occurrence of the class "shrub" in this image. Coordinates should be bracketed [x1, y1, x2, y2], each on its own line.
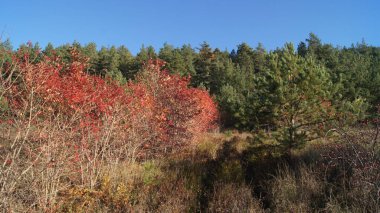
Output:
[130, 59, 219, 157]
[317, 141, 380, 211]
[0, 48, 219, 211]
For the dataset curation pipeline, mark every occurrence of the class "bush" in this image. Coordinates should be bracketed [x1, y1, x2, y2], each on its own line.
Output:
[0, 49, 218, 211]
[317, 141, 380, 211]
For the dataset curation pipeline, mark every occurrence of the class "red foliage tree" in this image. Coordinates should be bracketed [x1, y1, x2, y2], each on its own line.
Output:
[1, 50, 218, 159]
[127, 59, 219, 155]
[0, 45, 219, 209]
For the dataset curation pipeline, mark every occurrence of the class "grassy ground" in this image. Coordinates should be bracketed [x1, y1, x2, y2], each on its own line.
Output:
[1, 128, 379, 212]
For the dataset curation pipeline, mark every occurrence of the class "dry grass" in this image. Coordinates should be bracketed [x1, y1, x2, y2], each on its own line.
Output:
[1, 121, 379, 212]
[208, 183, 264, 213]
[270, 164, 323, 212]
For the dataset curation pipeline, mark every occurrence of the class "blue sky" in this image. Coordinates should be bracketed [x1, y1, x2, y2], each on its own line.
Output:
[1, 0, 379, 54]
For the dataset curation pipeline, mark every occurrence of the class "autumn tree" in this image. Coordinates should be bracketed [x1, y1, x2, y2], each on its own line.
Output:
[130, 59, 219, 155]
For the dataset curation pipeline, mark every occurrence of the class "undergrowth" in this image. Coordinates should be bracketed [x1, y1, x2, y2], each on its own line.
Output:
[55, 128, 380, 212]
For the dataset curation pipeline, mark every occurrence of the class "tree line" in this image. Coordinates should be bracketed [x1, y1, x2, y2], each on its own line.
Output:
[1, 33, 379, 136]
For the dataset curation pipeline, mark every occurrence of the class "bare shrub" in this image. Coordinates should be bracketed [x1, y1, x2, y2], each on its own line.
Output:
[317, 141, 380, 211]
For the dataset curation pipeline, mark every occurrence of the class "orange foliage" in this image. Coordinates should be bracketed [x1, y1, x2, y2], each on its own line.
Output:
[1, 50, 218, 158]
[127, 59, 219, 155]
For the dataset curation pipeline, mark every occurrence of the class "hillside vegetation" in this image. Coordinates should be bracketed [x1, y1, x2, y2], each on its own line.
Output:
[0, 34, 380, 212]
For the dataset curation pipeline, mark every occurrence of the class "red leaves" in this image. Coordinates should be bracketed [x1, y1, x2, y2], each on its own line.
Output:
[2, 53, 219, 158]
[21, 53, 128, 119]
[129, 59, 219, 153]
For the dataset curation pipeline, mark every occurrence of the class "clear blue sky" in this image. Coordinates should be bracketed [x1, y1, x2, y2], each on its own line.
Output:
[1, 0, 379, 54]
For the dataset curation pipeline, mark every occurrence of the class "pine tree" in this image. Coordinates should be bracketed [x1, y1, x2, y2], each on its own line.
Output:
[82, 42, 98, 74]
[117, 45, 133, 79]
[192, 42, 214, 89]
[43, 42, 55, 57]
[180, 44, 196, 76]
[267, 43, 334, 153]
